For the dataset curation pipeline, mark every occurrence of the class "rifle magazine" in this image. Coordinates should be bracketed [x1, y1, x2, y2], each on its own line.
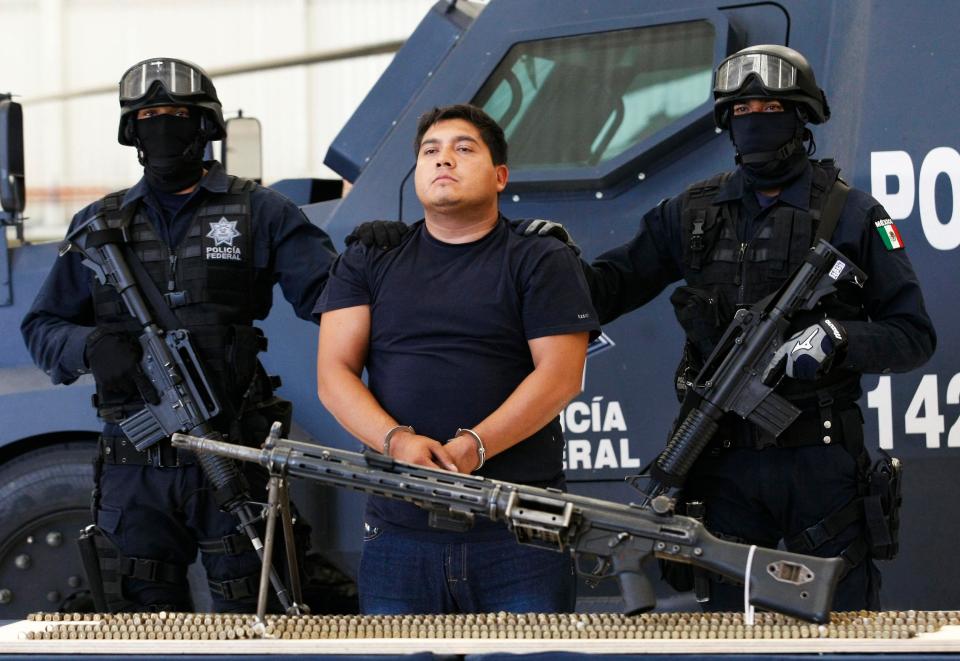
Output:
[121, 408, 166, 451]
[745, 391, 802, 438]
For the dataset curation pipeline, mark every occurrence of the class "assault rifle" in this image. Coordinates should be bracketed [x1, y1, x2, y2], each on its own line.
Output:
[64, 214, 302, 614]
[642, 239, 866, 503]
[65, 214, 222, 451]
[172, 432, 844, 623]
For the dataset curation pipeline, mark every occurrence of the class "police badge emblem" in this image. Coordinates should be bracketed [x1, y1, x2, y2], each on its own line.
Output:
[205, 217, 243, 260]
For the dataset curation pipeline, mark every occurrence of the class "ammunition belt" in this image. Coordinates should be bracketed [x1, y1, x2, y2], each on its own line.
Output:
[23, 610, 960, 641]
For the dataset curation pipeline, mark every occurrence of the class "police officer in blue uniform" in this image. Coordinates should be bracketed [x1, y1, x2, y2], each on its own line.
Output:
[21, 58, 337, 612]
[564, 45, 935, 610]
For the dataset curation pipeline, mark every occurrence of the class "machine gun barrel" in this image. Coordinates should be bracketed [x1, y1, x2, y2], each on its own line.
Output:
[645, 240, 867, 501]
[173, 433, 844, 623]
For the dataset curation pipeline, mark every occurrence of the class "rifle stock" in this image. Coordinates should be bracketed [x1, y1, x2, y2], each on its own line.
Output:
[172, 433, 843, 623]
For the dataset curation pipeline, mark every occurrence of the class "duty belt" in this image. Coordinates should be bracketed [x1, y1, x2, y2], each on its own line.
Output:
[99, 435, 196, 468]
[712, 404, 861, 452]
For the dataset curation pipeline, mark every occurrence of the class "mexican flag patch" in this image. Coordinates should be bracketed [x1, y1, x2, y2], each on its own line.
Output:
[874, 218, 905, 250]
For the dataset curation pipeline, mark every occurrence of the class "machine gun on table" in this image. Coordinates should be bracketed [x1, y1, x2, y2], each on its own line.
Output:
[172, 431, 844, 623]
[641, 239, 867, 504]
[64, 214, 302, 614]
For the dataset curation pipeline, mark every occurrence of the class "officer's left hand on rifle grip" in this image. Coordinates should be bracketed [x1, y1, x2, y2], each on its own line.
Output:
[766, 318, 848, 381]
[85, 329, 151, 397]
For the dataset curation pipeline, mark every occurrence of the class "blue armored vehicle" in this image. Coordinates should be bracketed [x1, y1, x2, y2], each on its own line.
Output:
[1, 0, 957, 615]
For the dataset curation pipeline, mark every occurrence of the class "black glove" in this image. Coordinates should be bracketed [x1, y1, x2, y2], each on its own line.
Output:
[84, 329, 160, 404]
[512, 218, 581, 255]
[766, 318, 848, 381]
[344, 220, 410, 250]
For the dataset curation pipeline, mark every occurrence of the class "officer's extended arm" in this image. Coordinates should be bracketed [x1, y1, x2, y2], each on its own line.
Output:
[21, 228, 97, 384]
[514, 206, 682, 325]
[268, 196, 338, 323]
[837, 207, 936, 373]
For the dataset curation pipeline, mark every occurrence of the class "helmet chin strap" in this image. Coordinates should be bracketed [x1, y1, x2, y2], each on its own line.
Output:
[732, 108, 808, 166]
[737, 137, 803, 165]
[135, 130, 206, 167]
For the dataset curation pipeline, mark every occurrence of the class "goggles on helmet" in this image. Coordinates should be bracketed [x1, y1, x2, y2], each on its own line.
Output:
[714, 52, 798, 94]
[119, 59, 209, 102]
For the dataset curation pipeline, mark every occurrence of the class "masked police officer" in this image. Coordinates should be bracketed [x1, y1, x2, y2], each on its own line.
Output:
[21, 58, 337, 612]
[522, 45, 936, 611]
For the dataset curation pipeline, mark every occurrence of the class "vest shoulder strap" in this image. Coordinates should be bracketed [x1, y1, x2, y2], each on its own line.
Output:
[684, 171, 733, 201]
[681, 172, 732, 271]
[808, 160, 848, 243]
[815, 176, 850, 243]
[100, 188, 129, 213]
[227, 175, 257, 195]
[99, 188, 138, 239]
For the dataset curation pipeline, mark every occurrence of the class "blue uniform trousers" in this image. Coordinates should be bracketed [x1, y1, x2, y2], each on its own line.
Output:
[685, 441, 881, 612]
[96, 460, 267, 612]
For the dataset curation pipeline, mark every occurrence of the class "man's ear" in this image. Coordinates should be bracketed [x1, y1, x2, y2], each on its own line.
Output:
[495, 164, 509, 192]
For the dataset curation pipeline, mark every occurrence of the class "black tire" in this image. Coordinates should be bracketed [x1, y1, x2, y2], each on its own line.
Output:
[0, 441, 98, 617]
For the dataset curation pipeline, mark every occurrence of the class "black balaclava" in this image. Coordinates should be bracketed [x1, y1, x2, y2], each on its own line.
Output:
[729, 102, 809, 191]
[135, 112, 205, 193]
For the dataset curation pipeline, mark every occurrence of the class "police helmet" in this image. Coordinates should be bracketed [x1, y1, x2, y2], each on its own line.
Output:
[713, 45, 830, 129]
[117, 57, 226, 146]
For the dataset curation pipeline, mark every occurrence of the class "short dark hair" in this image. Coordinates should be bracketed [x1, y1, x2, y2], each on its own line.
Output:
[414, 104, 508, 166]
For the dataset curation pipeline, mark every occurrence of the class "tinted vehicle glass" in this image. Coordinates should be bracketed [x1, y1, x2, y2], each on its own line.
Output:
[474, 21, 715, 170]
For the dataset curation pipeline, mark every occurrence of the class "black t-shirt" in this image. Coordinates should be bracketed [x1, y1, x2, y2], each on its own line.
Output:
[313, 217, 600, 539]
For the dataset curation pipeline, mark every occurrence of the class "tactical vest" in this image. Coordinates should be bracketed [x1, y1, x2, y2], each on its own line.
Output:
[675, 160, 865, 408]
[90, 177, 275, 422]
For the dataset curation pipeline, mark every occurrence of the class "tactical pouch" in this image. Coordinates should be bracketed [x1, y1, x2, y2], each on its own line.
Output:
[242, 396, 293, 446]
[669, 287, 732, 401]
[659, 549, 695, 593]
[77, 525, 110, 612]
[670, 287, 729, 349]
[226, 325, 268, 402]
[864, 451, 902, 560]
[672, 343, 702, 404]
[76, 524, 135, 613]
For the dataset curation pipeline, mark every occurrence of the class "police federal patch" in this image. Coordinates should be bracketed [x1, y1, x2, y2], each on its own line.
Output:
[874, 218, 904, 251]
[205, 216, 243, 261]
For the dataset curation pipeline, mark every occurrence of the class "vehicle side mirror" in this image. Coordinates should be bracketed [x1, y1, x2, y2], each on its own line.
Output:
[223, 114, 262, 183]
[0, 95, 25, 217]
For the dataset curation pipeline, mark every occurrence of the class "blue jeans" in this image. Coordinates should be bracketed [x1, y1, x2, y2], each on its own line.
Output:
[358, 524, 577, 614]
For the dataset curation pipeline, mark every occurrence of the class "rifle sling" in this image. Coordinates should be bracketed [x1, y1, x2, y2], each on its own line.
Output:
[119, 241, 183, 332]
[85, 228, 125, 247]
[96, 193, 184, 332]
[814, 177, 850, 243]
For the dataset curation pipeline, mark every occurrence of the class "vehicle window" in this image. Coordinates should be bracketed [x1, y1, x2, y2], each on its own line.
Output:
[474, 21, 715, 170]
